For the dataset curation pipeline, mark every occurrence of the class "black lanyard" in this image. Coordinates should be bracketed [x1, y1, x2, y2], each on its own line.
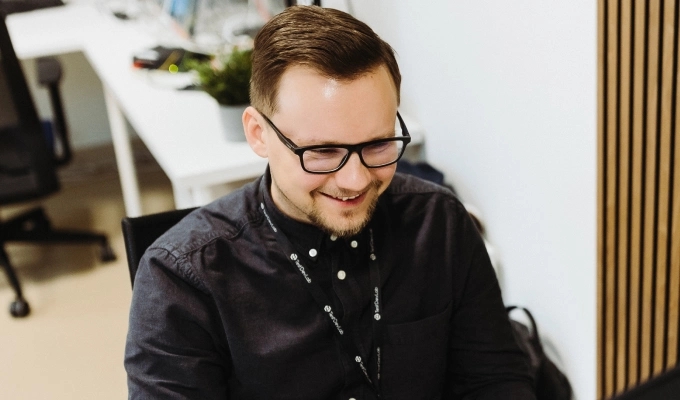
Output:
[260, 201, 384, 397]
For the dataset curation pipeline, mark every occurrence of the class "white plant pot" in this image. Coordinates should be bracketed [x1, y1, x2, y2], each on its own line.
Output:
[219, 104, 248, 142]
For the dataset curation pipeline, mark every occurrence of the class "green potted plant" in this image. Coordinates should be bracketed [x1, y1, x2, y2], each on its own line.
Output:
[188, 47, 253, 141]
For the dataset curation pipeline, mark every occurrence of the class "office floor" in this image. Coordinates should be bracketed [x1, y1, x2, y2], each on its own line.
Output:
[0, 142, 175, 400]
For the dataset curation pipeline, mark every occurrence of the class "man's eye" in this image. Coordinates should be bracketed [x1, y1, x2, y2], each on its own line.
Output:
[307, 148, 345, 158]
[364, 142, 393, 154]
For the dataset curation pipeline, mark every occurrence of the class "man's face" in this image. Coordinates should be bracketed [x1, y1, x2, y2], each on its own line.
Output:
[261, 65, 399, 238]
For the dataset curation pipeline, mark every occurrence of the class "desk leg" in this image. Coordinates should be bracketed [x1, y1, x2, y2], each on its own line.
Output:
[103, 86, 143, 217]
[190, 186, 215, 207]
[172, 183, 195, 209]
[172, 183, 213, 209]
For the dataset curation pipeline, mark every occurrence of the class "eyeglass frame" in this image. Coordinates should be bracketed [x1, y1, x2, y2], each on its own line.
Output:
[258, 110, 412, 174]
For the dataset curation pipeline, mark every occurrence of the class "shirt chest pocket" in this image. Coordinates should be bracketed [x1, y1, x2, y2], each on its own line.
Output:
[380, 302, 452, 399]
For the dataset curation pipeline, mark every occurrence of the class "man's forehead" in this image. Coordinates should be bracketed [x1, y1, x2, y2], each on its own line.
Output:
[321, 78, 341, 100]
[278, 64, 393, 91]
[275, 65, 396, 108]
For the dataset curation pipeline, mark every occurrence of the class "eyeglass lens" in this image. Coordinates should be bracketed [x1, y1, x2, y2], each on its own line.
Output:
[302, 139, 405, 172]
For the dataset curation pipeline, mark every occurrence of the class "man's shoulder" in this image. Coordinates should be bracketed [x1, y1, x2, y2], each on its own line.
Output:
[387, 172, 460, 202]
[151, 177, 264, 258]
[382, 172, 468, 223]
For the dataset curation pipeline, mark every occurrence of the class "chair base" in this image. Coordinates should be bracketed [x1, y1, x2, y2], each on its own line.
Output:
[10, 298, 30, 317]
[0, 207, 116, 318]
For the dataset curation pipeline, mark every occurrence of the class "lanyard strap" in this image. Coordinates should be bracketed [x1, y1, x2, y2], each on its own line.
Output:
[368, 230, 384, 383]
[260, 202, 383, 397]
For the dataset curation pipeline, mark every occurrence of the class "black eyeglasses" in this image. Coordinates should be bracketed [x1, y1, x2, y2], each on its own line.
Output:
[259, 111, 411, 174]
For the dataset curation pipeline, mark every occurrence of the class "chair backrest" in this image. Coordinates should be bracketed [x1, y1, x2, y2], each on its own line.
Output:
[611, 365, 680, 399]
[0, 13, 59, 205]
[121, 207, 197, 288]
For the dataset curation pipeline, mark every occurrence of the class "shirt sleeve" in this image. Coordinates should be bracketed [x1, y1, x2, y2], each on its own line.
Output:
[124, 247, 230, 399]
[444, 209, 537, 400]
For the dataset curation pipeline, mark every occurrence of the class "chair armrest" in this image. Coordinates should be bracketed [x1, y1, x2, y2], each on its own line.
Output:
[36, 56, 62, 86]
[35, 56, 71, 165]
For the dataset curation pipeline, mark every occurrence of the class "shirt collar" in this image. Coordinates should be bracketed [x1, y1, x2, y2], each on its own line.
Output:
[259, 169, 325, 262]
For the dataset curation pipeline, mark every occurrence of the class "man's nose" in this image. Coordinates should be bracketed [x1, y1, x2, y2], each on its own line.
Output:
[334, 152, 371, 191]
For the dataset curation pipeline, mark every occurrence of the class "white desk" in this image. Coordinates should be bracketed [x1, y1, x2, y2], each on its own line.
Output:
[7, 2, 423, 216]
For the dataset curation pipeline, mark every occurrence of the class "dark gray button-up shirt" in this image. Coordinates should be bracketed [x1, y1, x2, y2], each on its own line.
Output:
[125, 171, 535, 399]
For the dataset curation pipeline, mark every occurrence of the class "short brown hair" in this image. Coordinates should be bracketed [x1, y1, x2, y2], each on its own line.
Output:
[250, 6, 401, 115]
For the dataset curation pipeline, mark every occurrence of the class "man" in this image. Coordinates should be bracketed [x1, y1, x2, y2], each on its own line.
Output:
[125, 6, 535, 399]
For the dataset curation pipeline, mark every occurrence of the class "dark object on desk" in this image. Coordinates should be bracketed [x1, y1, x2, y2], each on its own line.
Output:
[285, 0, 321, 6]
[0, 0, 64, 15]
[0, 15, 115, 318]
[121, 207, 197, 288]
[112, 11, 130, 20]
[397, 160, 457, 195]
[610, 365, 680, 399]
[132, 45, 210, 72]
[397, 159, 446, 186]
[507, 306, 573, 400]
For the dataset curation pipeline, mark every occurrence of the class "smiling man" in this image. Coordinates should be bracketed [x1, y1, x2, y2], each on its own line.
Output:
[247, 64, 398, 238]
[125, 6, 535, 400]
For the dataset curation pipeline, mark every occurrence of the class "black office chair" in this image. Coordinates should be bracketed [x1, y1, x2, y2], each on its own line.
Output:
[0, 0, 64, 16]
[121, 207, 197, 288]
[0, 13, 115, 318]
[610, 365, 680, 399]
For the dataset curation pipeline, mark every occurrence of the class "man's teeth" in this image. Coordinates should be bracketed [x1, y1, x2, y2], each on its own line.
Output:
[336, 194, 360, 201]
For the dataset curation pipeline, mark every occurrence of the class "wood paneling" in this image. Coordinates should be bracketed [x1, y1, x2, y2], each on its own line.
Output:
[598, 0, 680, 398]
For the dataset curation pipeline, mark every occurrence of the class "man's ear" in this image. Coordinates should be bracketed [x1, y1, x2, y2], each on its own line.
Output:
[243, 106, 268, 158]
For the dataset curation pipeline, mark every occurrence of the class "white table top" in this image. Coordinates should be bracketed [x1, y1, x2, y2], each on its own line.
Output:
[6, 3, 90, 58]
[8, 2, 268, 189]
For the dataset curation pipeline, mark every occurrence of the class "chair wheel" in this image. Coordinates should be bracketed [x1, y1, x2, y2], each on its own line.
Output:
[10, 298, 30, 318]
[100, 244, 117, 262]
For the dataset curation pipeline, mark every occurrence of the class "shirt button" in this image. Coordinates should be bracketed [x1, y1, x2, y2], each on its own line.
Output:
[350, 240, 358, 248]
[337, 270, 346, 280]
[309, 248, 317, 257]
[330, 234, 338, 241]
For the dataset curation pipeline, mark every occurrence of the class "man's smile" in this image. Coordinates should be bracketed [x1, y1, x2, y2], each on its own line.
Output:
[326, 192, 362, 201]
[319, 191, 368, 207]
[336, 194, 360, 201]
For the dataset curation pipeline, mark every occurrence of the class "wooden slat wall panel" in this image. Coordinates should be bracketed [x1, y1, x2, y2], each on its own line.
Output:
[598, 0, 680, 398]
[604, 0, 619, 394]
[668, 24, 680, 366]
[616, 0, 633, 392]
[640, 0, 660, 382]
[627, 0, 646, 388]
[668, 2, 680, 365]
[597, 0, 605, 395]
[653, 0, 676, 376]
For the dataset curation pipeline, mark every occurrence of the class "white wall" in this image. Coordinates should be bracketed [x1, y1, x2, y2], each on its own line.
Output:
[352, 1, 597, 399]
